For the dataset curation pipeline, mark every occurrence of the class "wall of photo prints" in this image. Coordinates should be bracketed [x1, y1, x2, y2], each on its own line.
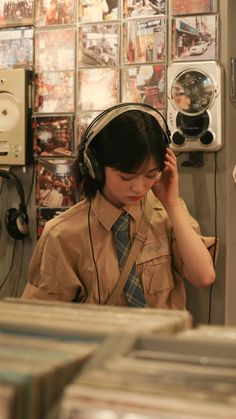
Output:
[0, 0, 219, 238]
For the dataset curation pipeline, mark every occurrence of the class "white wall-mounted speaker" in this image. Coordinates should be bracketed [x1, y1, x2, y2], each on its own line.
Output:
[167, 61, 224, 152]
[0, 69, 32, 166]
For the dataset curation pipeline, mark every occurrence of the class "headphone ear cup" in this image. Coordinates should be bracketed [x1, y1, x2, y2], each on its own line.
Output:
[5, 208, 29, 240]
[84, 149, 104, 184]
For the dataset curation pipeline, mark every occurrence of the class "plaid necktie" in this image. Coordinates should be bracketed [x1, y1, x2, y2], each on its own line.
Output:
[112, 212, 146, 307]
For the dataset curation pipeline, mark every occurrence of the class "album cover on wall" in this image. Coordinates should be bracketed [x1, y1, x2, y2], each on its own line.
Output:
[77, 111, 101, 145]
[123, 0, 166, 19]
[37, 207, 67, 238]
[35, 28, 76, 72]
[122, 64, 166, 108]
[123, 18, 166, 64]
[78, 23, 119, 67]
[171, 0, 218, 16]
[0, 27, 33, 69]
[34, 71, 75, 113]
[36, 157, 76, 208]
[78, 67, 119, 111]
[35, 0, 75, 26]
[0, 0, 34, 27]
[33, 115, 74, 157]
[172, 15, 218, 62]
[78, 0, 119, 23]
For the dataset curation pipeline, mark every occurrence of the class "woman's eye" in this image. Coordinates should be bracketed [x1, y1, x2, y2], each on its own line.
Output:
[120, 176, 134, 181]
[146, 174, 157, 179]
[146, 172, 161, 180]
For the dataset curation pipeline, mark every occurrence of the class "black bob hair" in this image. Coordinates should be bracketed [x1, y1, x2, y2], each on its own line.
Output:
[73, 108, 168, 200]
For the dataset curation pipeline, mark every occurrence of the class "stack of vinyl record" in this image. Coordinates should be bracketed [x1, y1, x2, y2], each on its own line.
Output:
[0, 332, 95, 419]
[177, 324, 236, 343]
[0, 298, 192, 418]
[59, 332, 236, 419]
[0, 298, 192, 338]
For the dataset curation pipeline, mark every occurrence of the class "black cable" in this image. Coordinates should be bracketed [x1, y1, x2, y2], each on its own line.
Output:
[0, 240, 17, 290]
[208, 152, 218, 325]
[26, 163, 35, 206]
[88, 199, 101, 304]
[14, 240, 25, 297]
[0, 178, 4, 193]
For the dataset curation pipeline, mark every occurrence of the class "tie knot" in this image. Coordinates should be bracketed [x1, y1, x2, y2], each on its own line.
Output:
[112, 212, 130, 234]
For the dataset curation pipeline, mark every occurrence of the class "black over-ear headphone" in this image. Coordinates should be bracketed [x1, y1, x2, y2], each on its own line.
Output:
[79, 102, 171, 183]
[0, 170, 29, 240]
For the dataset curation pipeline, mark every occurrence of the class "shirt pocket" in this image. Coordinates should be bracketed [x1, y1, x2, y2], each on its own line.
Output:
[136, 235, 173, 295]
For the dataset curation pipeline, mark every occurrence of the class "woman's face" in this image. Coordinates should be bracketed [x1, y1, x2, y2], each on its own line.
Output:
[103, 156, 161, 208]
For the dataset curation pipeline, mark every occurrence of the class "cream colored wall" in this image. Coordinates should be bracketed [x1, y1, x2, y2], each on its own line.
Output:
[225, 0, 236, 325]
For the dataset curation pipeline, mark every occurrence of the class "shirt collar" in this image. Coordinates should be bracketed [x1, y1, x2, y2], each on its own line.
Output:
[91, 191, 143, 231]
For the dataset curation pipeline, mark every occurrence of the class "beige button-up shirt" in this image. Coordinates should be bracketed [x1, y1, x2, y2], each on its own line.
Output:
[22, 191, 215, 309]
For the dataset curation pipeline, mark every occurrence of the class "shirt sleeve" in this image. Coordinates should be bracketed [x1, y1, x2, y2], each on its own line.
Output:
[171, 198, 219, 276]
[21, 225, 87, 302]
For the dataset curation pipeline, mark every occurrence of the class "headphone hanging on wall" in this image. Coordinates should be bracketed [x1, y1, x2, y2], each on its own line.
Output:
[79, 102, 171, 182]
[0, 170, 29, 240]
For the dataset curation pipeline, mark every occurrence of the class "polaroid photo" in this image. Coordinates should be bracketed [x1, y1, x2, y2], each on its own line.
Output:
[36, 157, 76, 208]
[0, 27, 33, 69]
[78, 67, 120, 111]
[122, 63, 166, 109]
[123, 18, 166, 64]
[172, 15, 218, 62]
[123, 0, 166, 19]
[78, 23, 119, 67]
[35, 28, 75, 72]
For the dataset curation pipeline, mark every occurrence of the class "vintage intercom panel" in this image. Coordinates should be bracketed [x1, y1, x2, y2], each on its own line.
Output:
[167, 61, 223, 152]
[0, 69, 32, 166]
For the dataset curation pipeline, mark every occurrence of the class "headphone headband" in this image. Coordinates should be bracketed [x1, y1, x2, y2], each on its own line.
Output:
[79, 102, 171, 182]
[82, 102, 171, 151]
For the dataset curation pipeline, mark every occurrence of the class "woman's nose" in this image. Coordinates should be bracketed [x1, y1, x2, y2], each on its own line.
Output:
[130, 176, 147, 194]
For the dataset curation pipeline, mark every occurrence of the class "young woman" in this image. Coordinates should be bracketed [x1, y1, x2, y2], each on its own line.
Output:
[22, 103, 216, 309]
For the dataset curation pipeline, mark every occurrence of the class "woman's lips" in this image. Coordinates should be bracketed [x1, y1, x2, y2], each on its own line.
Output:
[127, 196, 143, 201]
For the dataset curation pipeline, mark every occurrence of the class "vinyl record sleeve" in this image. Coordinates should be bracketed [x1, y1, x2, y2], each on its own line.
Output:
[35, 0, 76, 26]
[33, 115, 74, 157]
[123, 0, 166, 19]
[78, 67, 119, 111]
[34, 71, 75, 113]
[78, 23, 119, 68]
[35, 28, 76, 72]
[122, 64, 166, 109]
[36, 157, 76, 208]
[77, 111, 101, 145]
[0, 27, 33, 69]
[172, 15, 218, 62]
[123, 18, 166, 64]
[171, 0, 218, 16]
[0, 0, 34, 27]
[37, 207, 68, 238]
[78, 0, 119, 23]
